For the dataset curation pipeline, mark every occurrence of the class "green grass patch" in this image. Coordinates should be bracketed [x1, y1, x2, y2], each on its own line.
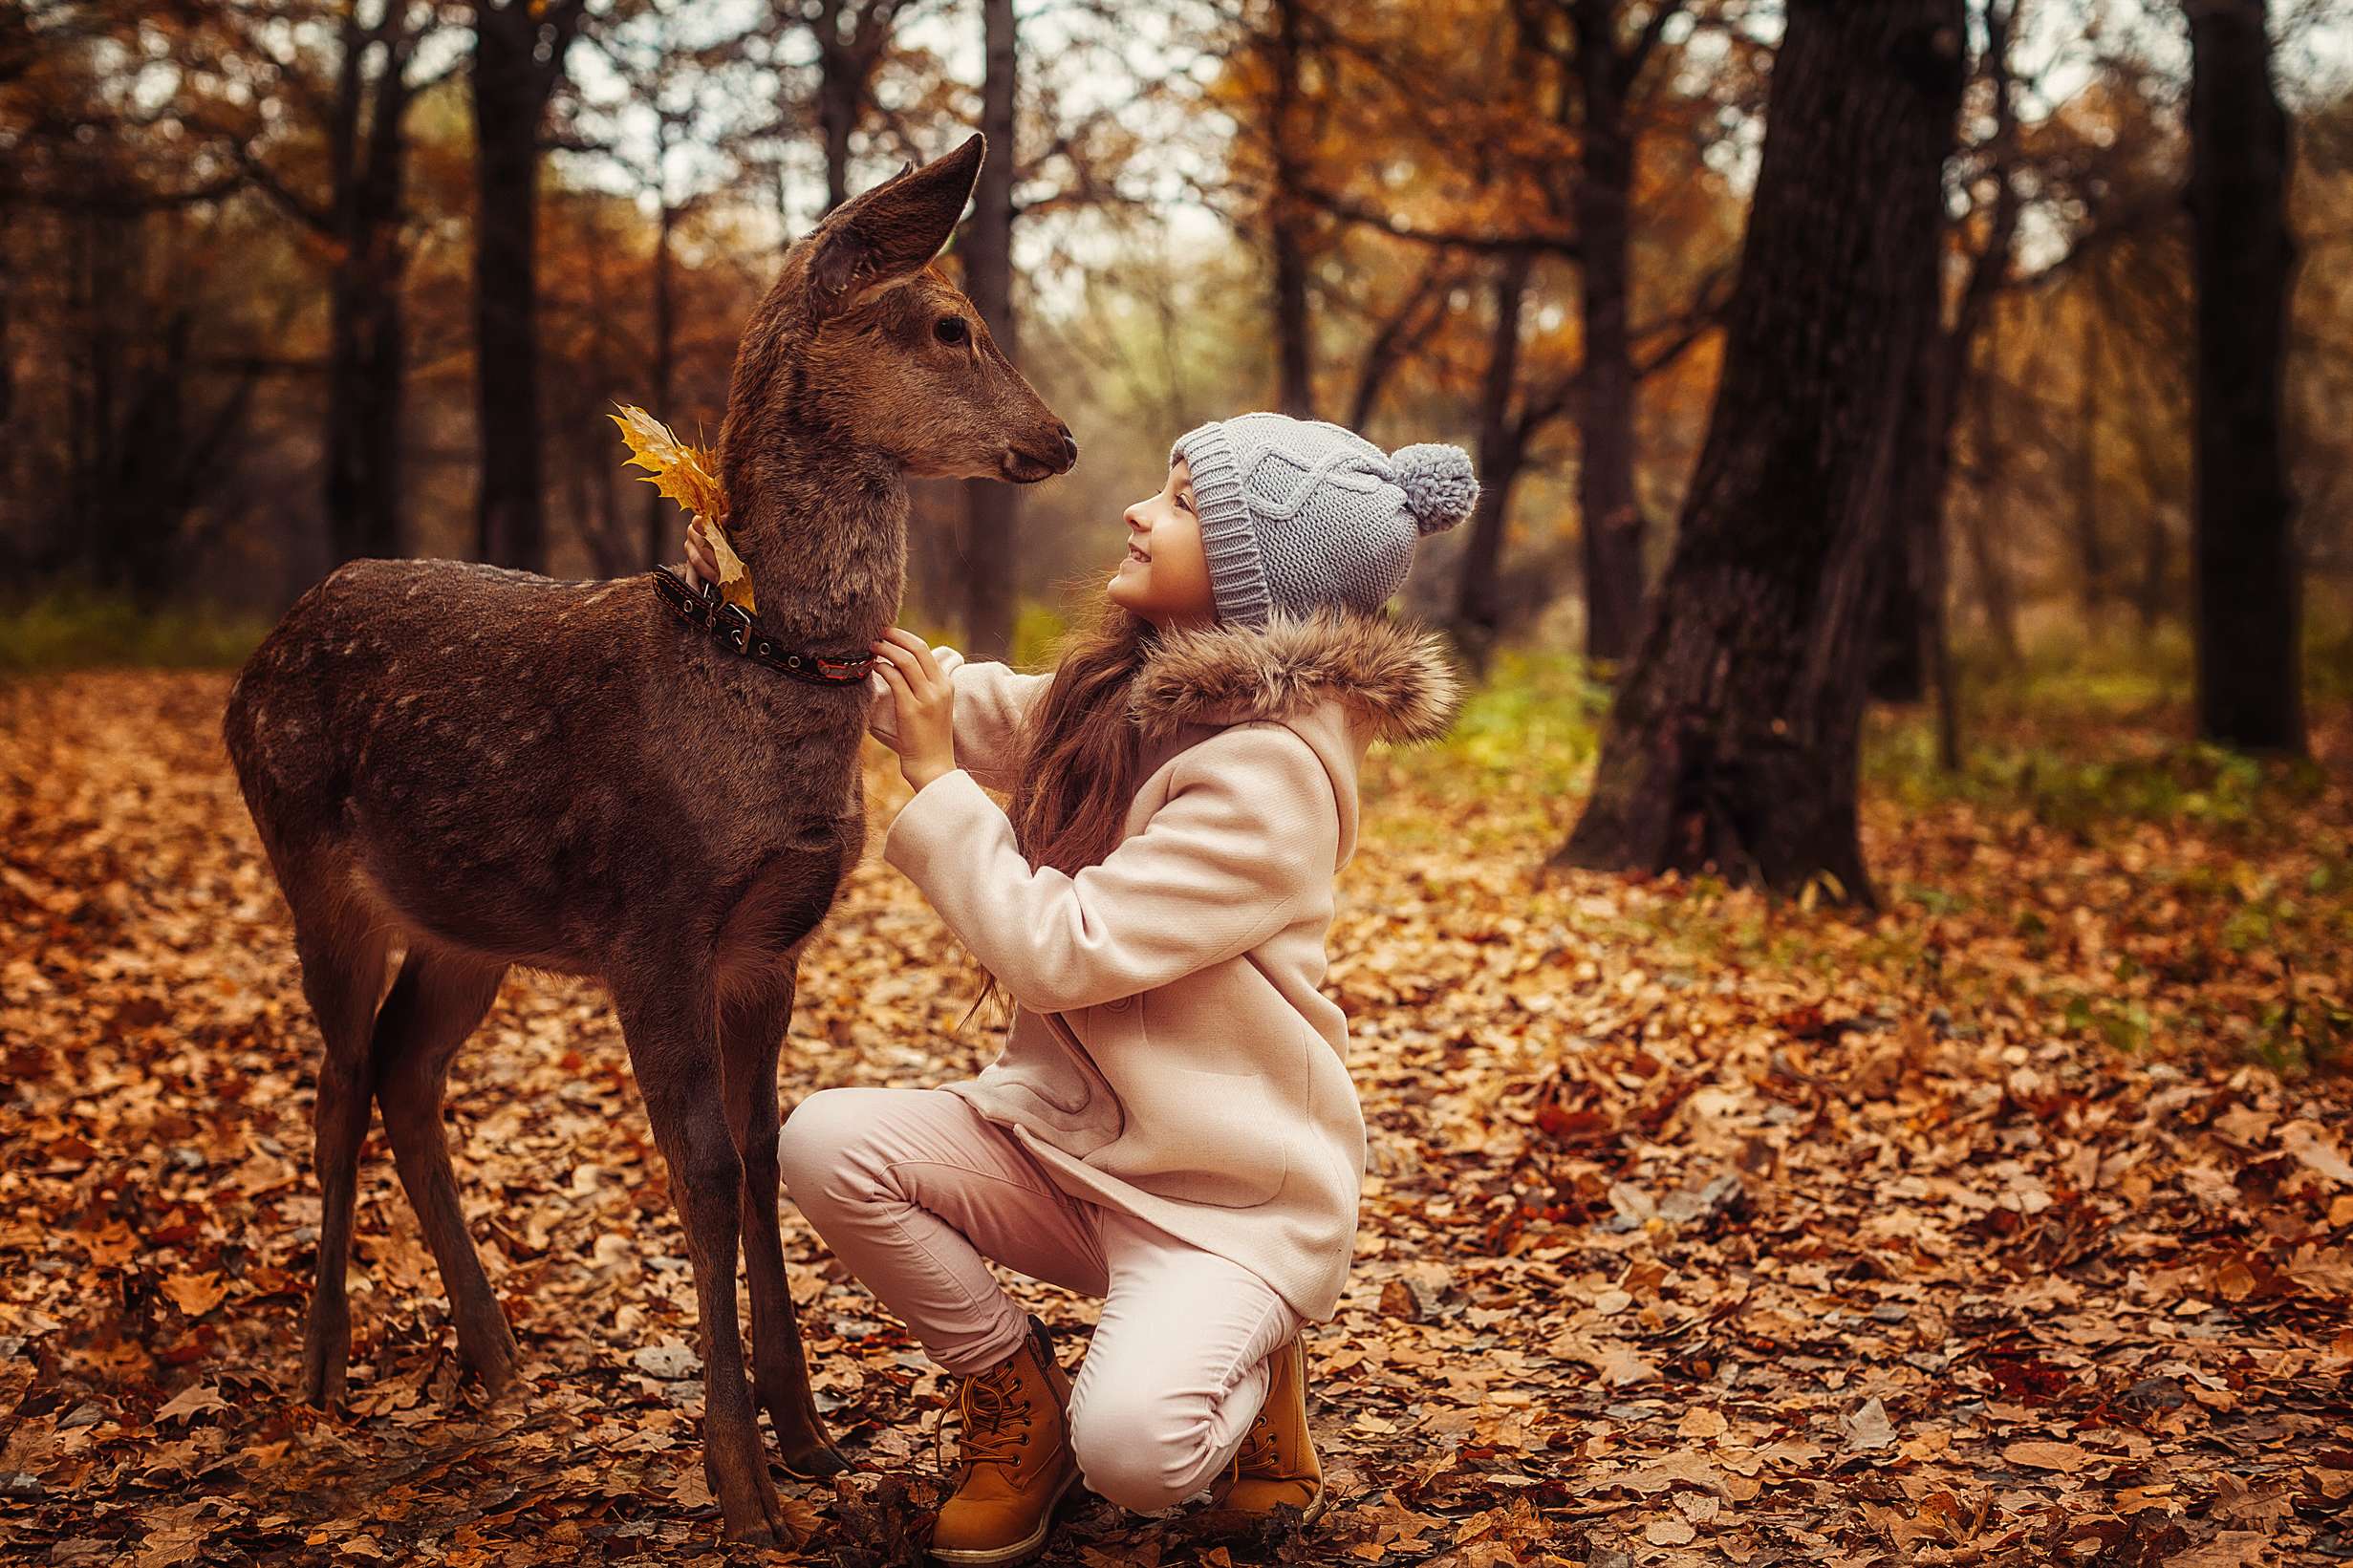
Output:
[0, 594, 271, 675]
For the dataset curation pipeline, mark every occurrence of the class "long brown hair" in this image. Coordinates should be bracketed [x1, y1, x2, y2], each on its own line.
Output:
[959, 595, 1160, 1028]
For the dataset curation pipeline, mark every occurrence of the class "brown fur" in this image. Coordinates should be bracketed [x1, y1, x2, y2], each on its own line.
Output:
[218, 133, 1069, 1547]
[1129, 608, 1463, 746]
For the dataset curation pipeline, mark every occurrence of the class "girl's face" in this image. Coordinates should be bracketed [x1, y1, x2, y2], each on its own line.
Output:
[1107, 456, 1218, 628]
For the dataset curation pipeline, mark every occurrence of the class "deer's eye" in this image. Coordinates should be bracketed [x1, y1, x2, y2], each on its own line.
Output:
[935, 315, 970, 346]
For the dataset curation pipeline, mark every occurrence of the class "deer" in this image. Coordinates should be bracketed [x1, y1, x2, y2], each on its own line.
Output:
[219, 133, 1074, 1546]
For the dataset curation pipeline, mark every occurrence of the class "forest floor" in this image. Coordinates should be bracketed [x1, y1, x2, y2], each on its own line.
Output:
[1, 665, 2350, 1568]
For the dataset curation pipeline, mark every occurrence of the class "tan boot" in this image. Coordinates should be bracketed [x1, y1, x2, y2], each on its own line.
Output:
[1207, 1335, 1326, 1524]
[929, 1315, 1079, 1566]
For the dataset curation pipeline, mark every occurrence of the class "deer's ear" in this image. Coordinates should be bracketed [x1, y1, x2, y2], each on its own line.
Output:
[806, 133, 986, 316]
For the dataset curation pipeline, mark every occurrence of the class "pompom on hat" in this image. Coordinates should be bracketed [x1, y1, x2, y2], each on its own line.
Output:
[1169, 412, 1478, 628]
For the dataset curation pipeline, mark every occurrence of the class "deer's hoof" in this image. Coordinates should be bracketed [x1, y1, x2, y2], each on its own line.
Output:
[298, 1336, 348, 1407]
[778, 1439, 853, 1480]
[298, 1365, 344, 1407]
[722, 1521, 781, 1549]
[465, 1347, 523, 1399]
[720, 1487, 794, 1548]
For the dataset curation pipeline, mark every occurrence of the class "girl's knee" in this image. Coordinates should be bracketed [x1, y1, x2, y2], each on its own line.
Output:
[1067, 1389, 1222, 1514]
[775, 1087, 884, 1207]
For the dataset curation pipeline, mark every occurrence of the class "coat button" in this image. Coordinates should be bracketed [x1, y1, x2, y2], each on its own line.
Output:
[1106, 995, 1134, 1012]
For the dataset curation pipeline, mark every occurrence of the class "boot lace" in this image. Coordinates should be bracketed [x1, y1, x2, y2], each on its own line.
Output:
[952, 1360, 1033, 1472]
[1232, 1410, 1279, 1478]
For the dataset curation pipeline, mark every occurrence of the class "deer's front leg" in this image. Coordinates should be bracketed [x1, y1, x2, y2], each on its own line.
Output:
[719, 971, 852, 1480]
[615, 975, 789, 1547]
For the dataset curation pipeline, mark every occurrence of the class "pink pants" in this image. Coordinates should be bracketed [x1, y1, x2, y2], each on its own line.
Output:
[776, 1086, 1303, 1514]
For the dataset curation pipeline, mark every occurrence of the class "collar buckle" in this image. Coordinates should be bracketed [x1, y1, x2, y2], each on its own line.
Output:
[715, 600, 754, 654]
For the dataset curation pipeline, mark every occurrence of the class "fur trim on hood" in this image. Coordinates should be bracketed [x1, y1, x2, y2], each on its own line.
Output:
[1129, 607, 1463, 746]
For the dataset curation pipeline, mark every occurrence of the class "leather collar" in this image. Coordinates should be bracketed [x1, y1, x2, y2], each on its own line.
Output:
[651, 567, 877, 687]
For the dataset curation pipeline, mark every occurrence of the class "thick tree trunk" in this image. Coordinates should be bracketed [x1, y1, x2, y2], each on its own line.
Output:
[1452, 248, 1534, 673]
[326, 45, 411, 565]
[326, 256, 406, 563]
[961, 0, 1019, 660]
[2187, 0, 2302, 753]
[1573, 1, 1645, 665]
[1552, 0, 1966, 905]
[469, 2, 555, 571]
[1871, 0, 2018, 720]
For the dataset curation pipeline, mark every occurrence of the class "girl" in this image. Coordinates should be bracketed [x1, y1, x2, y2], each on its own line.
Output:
[686, 412, 1474, 1564]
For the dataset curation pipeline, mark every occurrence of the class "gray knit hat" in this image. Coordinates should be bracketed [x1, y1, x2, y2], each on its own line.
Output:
[1170, 412, 1479, 627]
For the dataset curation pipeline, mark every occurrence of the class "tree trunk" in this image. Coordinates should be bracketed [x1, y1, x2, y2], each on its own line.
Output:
[325, 20, 413, 564]
[2071, 296, 2108, 620]
[1959, 352, 2020, 661]
[1552, 0, 1966, 905]
[1452, 248, 1534, 674]
[961, 0, 1019, 659]
[1572, 0, 1645, 665]
[1269, 0, 1314, 417]
[642, 192, 678, 568]
[1867, 251, 1942, 706]
[816, 47, 857, 212]
[2187, 0, 2302, 753]
[1872, 0, 2019, 718]
[469, 1, 558, 571]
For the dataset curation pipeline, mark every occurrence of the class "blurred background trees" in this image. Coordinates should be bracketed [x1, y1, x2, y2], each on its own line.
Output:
[2, 0, 2346, 891]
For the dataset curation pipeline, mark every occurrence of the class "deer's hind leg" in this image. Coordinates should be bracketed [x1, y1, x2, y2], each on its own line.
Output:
[288, 879, 395, 1407]
[371, 945, 516, 1393]
[719, 970, 848, 1480]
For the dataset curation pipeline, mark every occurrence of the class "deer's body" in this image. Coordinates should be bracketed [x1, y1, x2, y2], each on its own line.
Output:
[220, 135, 1070, 1546]
[228, 557, 873, 978]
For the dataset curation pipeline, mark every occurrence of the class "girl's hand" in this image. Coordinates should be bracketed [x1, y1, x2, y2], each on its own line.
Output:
[868, 628, 956, 792]
[682, 515, 721, 589]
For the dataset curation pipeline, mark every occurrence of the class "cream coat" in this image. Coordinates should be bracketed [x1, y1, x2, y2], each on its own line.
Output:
[866, 611, 1459, 1323]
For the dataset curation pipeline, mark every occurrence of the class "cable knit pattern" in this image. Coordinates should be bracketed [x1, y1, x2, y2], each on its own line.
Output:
[1169, 413, 1479, 626]
[874, 612, 1461, 1322]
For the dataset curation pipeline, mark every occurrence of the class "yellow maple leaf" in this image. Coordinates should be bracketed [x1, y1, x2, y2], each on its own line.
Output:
[610, 404, 754, 612]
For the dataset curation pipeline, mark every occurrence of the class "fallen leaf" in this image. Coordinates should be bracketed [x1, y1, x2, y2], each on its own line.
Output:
[153, 1384, 227, 1425]
[2003, 1440, 2090, 1473]
[1845, 1396, 1897, 1451]
[159, 1271, 227, 1317]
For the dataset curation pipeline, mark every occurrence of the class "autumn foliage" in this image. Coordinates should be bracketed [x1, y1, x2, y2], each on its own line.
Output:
[2, 672, 2349, 1564]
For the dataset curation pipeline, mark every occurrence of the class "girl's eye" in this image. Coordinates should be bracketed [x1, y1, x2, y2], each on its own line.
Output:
[935, 315, 970, 345]
[1176, 492, 1193, 512]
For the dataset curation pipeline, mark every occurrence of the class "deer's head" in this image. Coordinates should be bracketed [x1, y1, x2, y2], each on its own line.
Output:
[722, 132, 1076, 496]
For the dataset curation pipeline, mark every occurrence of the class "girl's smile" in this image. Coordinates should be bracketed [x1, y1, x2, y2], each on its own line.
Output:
[1106, 456, 1214, 628]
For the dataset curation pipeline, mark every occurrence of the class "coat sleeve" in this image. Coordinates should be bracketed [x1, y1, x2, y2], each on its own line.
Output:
[880, 723, 1341, 1014]
[866, 644, 1052, 792]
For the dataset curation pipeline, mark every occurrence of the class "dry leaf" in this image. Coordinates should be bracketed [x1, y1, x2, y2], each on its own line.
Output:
[1677, 1407, 1729, 1442]
[2280, 1122, 2353, 1186]
[159, 1271, 227, 1317]
[1644, 1516, 1696, 1546]
[2002, 1440, 2090, 1473]
[1845, 1396, 1897, 1451]
[154, 1383, 228, 1425]
[612, 403, 752, 612]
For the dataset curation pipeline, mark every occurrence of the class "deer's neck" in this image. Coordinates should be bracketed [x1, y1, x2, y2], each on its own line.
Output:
[729, 437, 908, 653]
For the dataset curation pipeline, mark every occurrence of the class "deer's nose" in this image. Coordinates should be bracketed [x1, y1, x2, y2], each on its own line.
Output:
[1058, 423, 1079, 469]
